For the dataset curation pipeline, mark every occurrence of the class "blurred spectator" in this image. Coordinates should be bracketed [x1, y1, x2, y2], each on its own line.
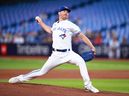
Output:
[94, 32, 103, 45]
[39, 12, 48, 20]
[0, 31, 4, 43]
[25, 32, 37, 43]
[121, 36, 128, 45]
[73, 17, 82, 26]
[85, 28, 94, 44]
[72, 35, 82, 44]
[108, 32, 120, 59]
[43, 34, 52, 43]
[13, 33, 24, 44]
[3, 32, 13, 43]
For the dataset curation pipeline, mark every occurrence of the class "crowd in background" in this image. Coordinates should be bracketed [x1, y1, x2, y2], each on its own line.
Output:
[0, 21, 128, 59]
[0, 30, 52, 44]
[0, 26, 128, 45]
[0, 15, 128, 45]
[0, 0, 129, 59]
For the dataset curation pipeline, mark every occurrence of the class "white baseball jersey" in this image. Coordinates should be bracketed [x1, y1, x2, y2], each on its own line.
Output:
[52, 20, 81, 49]
[9, 16, 99, 92]
[19, 19, 91, 88]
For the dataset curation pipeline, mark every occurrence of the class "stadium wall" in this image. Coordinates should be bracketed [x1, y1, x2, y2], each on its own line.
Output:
[0, 43, 129, 58]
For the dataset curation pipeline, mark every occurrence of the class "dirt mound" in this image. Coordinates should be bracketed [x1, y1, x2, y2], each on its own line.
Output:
[0, 83, 129, 96]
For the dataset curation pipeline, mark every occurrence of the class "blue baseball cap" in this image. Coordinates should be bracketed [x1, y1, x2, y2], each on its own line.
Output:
[58, 6, 71, 13]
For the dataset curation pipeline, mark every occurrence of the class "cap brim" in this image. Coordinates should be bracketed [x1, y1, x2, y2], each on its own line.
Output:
[66, 9, 71, 12]
[58, 7, 71, 13]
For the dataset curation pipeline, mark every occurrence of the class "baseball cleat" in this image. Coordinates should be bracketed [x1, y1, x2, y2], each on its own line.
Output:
[85, 85, 99, 93]
[8, 75, 28, 83]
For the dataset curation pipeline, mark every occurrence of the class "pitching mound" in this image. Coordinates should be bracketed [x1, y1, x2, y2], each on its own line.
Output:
[0, 83, 129, 96]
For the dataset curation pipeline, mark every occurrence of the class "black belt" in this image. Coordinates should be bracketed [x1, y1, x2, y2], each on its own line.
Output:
[52, 48, 70, 52]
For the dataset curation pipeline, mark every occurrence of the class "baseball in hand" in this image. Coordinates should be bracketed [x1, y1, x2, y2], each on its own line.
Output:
[35, 16, 41, 23]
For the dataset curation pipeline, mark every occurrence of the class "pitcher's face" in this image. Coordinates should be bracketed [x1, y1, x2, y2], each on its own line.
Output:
[58, 10, 69, 20]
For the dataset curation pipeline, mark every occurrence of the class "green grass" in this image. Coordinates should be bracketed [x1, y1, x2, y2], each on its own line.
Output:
[0, 57, 129, 94]
[29, 79, 129, 93]
[1, 79, 129, 93]
[0, 58, 129, 70]
[0, 58, 43, 69]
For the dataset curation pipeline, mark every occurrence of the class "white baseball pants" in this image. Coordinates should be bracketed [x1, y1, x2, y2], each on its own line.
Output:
[23, 50, 91, 86]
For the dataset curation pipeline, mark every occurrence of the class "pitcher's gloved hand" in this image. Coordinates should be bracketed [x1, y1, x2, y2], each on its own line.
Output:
[81, 51, 95, 62]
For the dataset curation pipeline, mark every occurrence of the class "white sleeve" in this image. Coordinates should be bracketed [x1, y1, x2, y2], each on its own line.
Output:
[51, 23, 55, 30]
[69, 22, 81, 34]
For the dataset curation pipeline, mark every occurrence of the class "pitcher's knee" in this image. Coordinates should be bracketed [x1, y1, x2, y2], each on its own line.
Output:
[76, 60, 86, 66]
[37, 70, 47, 76]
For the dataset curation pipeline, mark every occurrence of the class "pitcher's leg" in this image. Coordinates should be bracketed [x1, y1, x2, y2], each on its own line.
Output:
[9, 53, 61, 83]
[69, 51, 99, 93]
[69, 51, 90, 84]
[22, 54, 61, 80]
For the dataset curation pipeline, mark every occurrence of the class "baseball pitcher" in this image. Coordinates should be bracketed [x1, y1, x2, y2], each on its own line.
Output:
[9, 6, 99, 93]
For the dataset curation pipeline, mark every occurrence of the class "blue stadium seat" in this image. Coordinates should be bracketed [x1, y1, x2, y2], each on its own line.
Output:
[0, 0, 129, 44]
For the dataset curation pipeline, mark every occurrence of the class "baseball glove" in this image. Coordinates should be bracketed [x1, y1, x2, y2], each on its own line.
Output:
[81, 50, 94, 62]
